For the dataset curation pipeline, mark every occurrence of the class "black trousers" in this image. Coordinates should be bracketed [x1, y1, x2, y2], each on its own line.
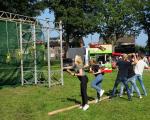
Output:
[78, 76, 88, 106]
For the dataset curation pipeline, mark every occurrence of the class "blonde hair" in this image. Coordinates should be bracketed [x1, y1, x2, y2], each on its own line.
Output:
[75, 55, 83, 66]
[89, 59, 97, 65]
[122, 54, 128, 61]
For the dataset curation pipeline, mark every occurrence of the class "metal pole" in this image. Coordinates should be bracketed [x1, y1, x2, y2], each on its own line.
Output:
[59, 21, 64, 85]
[105, 54, 106, 62]
[47, 20, 51, 87]
[33, 24, 37, 84]
[19, 22, 24, 86]
[85, 48, 89, 65]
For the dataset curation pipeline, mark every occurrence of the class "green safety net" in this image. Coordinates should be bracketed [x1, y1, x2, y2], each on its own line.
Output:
[0, 20, 46, 85]
[0, 20, 62, 86]
[0, 21, 20, 85]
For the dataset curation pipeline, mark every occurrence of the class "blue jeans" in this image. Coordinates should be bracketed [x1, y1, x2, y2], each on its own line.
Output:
[131, 74, 147, 96]
[111, 76, 131, 100]
[120, 75, 141, 96]
[91, 74, 103, 94]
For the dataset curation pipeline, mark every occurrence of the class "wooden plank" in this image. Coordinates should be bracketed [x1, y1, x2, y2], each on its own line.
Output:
[48, 96, 109, 116]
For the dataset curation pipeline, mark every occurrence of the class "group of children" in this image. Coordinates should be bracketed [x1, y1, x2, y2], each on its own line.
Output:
[65, 53, 150, 111]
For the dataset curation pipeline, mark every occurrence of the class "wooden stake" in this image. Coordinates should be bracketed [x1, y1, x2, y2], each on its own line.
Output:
[48, 96, 109, 116]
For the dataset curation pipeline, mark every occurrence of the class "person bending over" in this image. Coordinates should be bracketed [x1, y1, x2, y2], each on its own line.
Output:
[89, 59, 105, 103]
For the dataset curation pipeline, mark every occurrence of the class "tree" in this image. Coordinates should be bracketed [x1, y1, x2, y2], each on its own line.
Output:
[47, 0, 102, 57]
[96, 0, 137, 51]
[130, 0, 150, 54]
[135, 45, 147, 54]
[0, 0, 46, 16]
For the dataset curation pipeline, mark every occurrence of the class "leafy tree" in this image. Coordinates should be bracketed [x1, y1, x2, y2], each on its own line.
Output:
[135, 45, 147, 53]
[130, 0, 150, 54]
[46, 0, 103, 57]
[0, 0, 46, 16]
[96, 0, 137, 51]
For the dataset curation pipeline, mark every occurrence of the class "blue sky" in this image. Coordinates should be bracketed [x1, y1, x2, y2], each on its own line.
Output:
[38, 9, 148, 47]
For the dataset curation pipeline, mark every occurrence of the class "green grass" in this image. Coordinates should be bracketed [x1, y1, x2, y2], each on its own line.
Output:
[0, 71, 150, 120]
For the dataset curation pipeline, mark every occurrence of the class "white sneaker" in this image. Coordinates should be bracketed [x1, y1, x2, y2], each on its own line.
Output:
[139, 96, 143, 99]
[83, 104, 89, 111]
[119, 95, 123, 98]
[95, 98, 99, 103]
[130, 93, 133, 96]
[79, 105, 83, 109]
[100, 90, 105, 97]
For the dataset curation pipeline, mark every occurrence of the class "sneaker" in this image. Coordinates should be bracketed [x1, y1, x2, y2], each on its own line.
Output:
[95, 98, 101, 103]
[79, 105, 83, 109]
[119, 95, 123, 98]
[144, 94, 147, 96]
[139, 96, 143, 99]
[109, 96, 113, 99]
[130, 93, 133, 96]
[95, 98, 99, 103]
[100, 90, 105, 97]
[83, 104, 89, 111]
[128, 98, 132, 101]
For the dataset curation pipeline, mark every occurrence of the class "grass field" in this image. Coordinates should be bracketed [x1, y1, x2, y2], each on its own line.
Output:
[0, 70, 150, 120]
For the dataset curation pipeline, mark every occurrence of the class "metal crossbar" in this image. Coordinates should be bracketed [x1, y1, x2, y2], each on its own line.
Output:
[0, 11, 36, 24]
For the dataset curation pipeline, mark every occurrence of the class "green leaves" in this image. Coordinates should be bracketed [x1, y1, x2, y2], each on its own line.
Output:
[48, 0, 101, 42]
[1, 0, 149, 51]
[0, 0, 46, 16]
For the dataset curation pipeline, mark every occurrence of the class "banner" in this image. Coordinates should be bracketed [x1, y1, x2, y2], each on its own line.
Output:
[89, 44, 112, 54]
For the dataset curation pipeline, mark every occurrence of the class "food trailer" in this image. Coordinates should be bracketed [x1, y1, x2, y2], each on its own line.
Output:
[85, 43, 112, 73]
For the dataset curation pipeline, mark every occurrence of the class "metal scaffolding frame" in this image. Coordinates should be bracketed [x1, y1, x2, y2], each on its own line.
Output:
[47, 20, 64, 87]
[0, 11, 36, 24]
[0, 11, 64, 87]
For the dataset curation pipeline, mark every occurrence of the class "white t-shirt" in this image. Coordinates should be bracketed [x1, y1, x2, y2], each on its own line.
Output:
[134, 59, 148, 75]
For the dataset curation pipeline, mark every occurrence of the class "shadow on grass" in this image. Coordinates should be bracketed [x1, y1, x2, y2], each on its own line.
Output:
[67, 98, 81, 104]
[105, 89, 121, 96]
[0, 84, 21, 90]
[117, 95, 129, 100]
[88, 96, 95, 101]
[66, 96, 98, 105]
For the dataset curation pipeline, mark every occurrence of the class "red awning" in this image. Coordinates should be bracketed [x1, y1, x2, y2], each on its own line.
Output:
[112, 52, 123, 56]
